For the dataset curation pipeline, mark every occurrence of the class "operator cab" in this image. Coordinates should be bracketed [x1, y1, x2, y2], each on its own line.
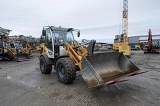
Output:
[42, 26, 80, 57]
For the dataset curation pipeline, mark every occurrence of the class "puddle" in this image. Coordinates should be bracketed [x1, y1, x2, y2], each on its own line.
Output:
[63, 95, 73, 100]
[5, 76, 11, 79]
[52, 92, 60, 97]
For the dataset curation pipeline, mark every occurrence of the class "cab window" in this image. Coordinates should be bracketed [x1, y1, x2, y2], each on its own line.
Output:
[45, 29, 53, 51]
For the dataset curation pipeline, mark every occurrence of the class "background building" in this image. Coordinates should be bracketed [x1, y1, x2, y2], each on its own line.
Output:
[128, 34, 160, 48]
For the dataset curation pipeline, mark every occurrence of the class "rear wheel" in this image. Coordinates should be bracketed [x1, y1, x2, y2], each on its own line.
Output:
[2, 53, 14, 61]
[40, 56, 52, 74]
[56, 57, 76, 84]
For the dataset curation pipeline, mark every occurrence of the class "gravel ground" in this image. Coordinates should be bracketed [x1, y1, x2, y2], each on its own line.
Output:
[0, 51, 160, 106]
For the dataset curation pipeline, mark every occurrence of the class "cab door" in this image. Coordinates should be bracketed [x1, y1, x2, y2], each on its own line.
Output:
[45, 29, 54, 58]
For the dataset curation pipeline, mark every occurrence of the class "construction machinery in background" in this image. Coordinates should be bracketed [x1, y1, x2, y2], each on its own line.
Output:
[113, 0, 131, 57]
[143, 29, 159, 54]
[39, 26, 139, 88]
[0, 27, 41, 61]
[8, 35, 41, 61]
[0, 27, 17, 61]
[9, 35, 32, 61]
[35, 43, 44, 51]
[34, 35, 45, 51]
[24, 36, 41, 51]
[80, 39, 112, 51]
[129, 43, 140, 50]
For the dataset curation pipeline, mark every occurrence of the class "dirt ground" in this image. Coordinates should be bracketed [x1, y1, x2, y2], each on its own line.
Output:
[0, 51, 160, 106]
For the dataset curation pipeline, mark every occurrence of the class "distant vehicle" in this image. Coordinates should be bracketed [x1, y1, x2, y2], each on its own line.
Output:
[129, 43, 140, 50]
[144, 29, 159, 54]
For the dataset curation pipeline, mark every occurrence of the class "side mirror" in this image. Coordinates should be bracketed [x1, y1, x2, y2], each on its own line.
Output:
[42, 30, 46, 36]
[78, 32, 80, 37]
[68, 28, 73, 32]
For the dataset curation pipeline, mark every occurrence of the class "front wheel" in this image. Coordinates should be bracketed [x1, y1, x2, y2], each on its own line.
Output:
[39, 56, 52, 74]
[2, 53, 14, 61]
[56, 57, 76, 84]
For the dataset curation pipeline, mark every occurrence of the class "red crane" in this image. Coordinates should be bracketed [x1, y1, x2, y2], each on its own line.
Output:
[148, 29, 152, 50]
[144, 29, 159, 54]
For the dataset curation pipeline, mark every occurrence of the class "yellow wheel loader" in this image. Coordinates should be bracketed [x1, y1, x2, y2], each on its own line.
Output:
[9, 35, 32, 61]
[0, 46, 17, 61]
[0, 35, 17, 61]
[39, 26, 139, 88]
[13, 41, 31, 61]
[35, 43, 45, 51]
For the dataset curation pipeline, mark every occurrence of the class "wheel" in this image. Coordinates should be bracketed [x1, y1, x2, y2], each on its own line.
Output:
[39, 56, 52, 74]
[2, 53, 14, 61]
[56, 57, 76, 84]
[29, 49, 32, 57]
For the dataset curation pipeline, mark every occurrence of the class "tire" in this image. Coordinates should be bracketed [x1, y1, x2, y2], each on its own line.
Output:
[39, 56, 52, 74]
[2, 53, 13, 61]
[56, 57, 76, 84]
[29, 50, 32, 57]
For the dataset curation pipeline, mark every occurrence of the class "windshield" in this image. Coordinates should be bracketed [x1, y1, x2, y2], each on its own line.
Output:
[14, 41, 22, 49]
[64, 31, 74, 44]
[54, 31, 74, 44]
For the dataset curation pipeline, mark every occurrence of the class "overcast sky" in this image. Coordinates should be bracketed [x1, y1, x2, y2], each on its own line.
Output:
[1, 0, 160, 43]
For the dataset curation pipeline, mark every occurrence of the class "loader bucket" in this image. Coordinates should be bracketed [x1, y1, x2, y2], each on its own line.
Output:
[81, 52, 139, 88]
[15, 53, 30, 62]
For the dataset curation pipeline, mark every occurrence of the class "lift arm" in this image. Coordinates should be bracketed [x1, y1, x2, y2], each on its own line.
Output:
[63, 43, 88, 70]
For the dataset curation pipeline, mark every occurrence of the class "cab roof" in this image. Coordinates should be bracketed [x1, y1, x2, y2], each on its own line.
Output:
[43, 26, 73, 32]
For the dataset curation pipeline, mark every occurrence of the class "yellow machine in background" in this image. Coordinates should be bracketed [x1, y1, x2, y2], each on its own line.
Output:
[113, 34, 131, 57]
[0, 28, 17, 61]
[129, 43, 140, 50]
[113, 0, 131, 57]
[119, 45, 131, 57]
[35, 43, 45, 51]
[113, 43, 122, 51]
[0, 42, 17, 61]
[9, 35, 32, 61]
[135, 44, 140, 50]
[119, 34, 131, 57]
